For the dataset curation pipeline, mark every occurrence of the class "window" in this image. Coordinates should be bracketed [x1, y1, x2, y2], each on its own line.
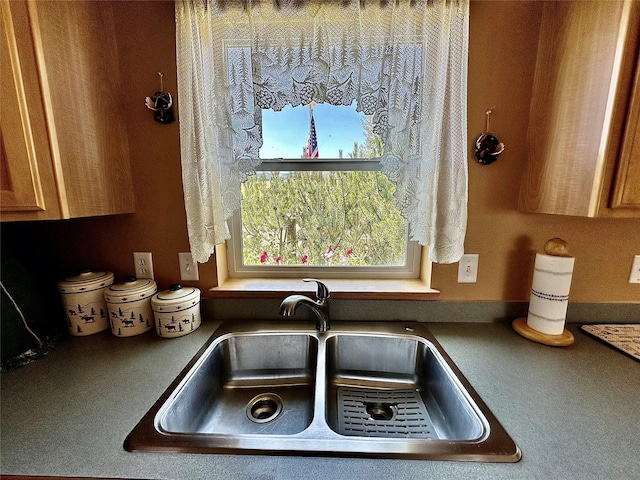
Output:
[228, 103, 420, 278]
[176, 0, 469, 269]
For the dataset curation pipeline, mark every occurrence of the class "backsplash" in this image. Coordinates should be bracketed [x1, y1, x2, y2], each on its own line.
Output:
[205, 299, 639, 325]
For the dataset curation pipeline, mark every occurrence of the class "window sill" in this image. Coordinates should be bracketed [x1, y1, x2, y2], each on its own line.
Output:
[209, 278, 439, 300]
[211, 243, 437, 299]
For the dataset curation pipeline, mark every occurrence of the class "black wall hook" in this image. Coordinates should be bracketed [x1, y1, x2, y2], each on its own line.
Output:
[145, 72, 175, 124]
[474, 109, 504, 165]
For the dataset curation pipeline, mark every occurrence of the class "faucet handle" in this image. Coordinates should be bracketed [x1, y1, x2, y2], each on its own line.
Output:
[303, 278, 330, 301]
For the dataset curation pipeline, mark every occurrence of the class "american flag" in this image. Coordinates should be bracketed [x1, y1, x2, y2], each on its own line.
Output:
[305, 107, 319, 158]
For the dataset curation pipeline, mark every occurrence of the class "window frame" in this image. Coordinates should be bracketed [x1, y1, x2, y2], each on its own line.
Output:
[226, 157, 421, 279]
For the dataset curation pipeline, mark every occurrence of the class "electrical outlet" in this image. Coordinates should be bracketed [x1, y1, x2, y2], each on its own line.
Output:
[133, 252, 154, 279]
[179, 252, 199, 281]
[629, 255, 640, 283]
[458, 254, 479, 283]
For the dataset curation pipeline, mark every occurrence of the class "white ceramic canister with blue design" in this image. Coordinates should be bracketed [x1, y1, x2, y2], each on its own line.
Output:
[151, 284, 201, 338]
[104, 277, 157, 337]
[57, 270, 114, 336]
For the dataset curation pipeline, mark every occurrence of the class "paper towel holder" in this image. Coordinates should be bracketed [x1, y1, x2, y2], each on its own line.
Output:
[512, 238, 575, 347]
[512, 317, 574, 347]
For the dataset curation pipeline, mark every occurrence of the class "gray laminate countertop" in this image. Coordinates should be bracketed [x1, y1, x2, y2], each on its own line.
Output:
[1, 320, 639, 480]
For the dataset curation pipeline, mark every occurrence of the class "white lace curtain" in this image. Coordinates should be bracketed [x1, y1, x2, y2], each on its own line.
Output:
[176, 0, 469, 264]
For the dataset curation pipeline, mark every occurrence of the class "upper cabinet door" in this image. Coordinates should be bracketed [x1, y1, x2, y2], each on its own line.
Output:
[519, 0, 640, 218]
[1, 0, 61, 217]
[611, 49, 640, 210]
[0, 0, 134, 222]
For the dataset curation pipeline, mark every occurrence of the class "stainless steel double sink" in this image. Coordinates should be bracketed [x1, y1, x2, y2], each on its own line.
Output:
[125, 321, 521, 462]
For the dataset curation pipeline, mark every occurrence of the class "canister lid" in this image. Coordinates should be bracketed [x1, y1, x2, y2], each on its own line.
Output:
[58, 270, 114, 293]
[106, 277, 157, 298]
[152, 284, 200, 305]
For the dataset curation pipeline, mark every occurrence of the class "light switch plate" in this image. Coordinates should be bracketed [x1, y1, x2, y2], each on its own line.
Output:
[458, 254, 479, 283]
[179, 252, 199, 281]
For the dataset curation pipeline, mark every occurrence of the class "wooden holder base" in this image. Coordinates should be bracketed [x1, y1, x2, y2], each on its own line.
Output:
[512, 317, 574, 347]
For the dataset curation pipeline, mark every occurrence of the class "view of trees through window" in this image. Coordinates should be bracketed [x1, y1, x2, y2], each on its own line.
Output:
[240, 104, 408, 267]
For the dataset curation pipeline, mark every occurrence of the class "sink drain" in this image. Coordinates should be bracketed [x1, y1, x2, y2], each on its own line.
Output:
[365, 402, 397, 421]
[246, 393, 283, 423]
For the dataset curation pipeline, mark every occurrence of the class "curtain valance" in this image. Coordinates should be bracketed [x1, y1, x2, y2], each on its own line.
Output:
[176, 0, 469, 264]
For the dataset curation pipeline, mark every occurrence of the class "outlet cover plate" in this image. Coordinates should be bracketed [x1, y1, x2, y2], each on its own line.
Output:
[133, 252, 154, 279]
[630, 255, 640, 284]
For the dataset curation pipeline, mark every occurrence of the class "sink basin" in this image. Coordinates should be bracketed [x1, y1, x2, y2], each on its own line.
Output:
[125, 321, 521, 462]
[325, 334, 484, 441]
[159, 333, 317, 436]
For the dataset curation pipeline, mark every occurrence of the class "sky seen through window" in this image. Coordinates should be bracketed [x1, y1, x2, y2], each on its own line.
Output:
[260, 103, 368, 159]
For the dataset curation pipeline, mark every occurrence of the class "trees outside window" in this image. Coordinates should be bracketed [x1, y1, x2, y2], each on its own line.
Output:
[231, 104, 419, 277]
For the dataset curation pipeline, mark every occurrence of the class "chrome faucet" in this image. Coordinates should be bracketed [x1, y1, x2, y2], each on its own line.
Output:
[280, 278, 330, 332]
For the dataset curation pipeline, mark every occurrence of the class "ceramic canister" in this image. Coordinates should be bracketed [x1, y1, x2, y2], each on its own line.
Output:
[151, 284, 201, 338]
[57, 270, 114, 336]
[104, 277, 157, 337]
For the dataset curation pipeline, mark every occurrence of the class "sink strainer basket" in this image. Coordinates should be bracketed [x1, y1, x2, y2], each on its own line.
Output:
[337, 387, 437, 439]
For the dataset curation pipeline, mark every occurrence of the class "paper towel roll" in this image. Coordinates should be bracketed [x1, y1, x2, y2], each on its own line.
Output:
[526, 253, 575, 335]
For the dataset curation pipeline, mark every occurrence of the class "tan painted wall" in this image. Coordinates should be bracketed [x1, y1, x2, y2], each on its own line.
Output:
[433, 1, 640, 302]
[23, 1, 640, 303]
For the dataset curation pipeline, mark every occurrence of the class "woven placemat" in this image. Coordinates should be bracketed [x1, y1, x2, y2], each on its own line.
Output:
[580, 324, 640, 362]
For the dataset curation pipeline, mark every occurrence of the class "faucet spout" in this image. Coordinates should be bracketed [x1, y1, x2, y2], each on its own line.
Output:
[279, 280, 330, 332]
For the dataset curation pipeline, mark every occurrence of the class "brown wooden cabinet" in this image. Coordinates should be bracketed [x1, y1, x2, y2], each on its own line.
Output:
[519, 0, 640, 218]
[611, 48, 640, 211]
[0, 0, 134, 221]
